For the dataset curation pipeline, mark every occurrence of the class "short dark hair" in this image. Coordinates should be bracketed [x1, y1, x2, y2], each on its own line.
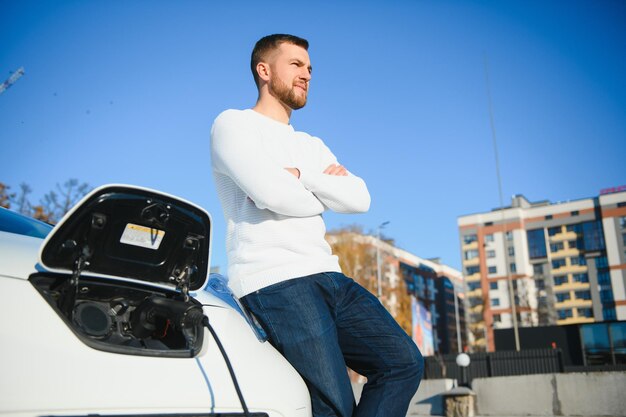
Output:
[251, 34, 309, 87]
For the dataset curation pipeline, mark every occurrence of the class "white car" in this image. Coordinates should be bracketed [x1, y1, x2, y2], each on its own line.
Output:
[0, 184, 312, 417]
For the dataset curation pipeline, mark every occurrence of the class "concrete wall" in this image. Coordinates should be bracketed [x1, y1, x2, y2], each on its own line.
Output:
[472, 372, 626, 416]
[353, 379, 456, 416]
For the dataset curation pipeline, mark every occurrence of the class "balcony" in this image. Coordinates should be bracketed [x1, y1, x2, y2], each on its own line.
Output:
[467, 288, 483, 298]
[549, 231, 578, 242]
[462, 241, 479, 250]
[557, 316, 595, 325]
[555, 298, 593, 308]
[550, 248, 579, 258]
[551, 264, 587, 275]
[469, 312, 485, 323]
[469, 303, 484, 313]
[468, 296, 484, 307]
[465, 272, 482, 282]
[553, 281, 591, 291]
[464, 257, 480, 267]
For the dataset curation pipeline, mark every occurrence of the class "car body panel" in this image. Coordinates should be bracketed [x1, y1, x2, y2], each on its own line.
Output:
[0, 231, 46, 279]
[0, 186, 312, 417]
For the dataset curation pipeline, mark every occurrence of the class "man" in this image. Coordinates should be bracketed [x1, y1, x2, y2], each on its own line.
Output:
[210, 34, 423, 417]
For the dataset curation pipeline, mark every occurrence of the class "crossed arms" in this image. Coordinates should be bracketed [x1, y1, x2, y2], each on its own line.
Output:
[211, 111, 370, 217]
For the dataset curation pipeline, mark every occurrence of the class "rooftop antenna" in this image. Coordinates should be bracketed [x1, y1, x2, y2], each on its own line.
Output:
[0, 67, 25, 95]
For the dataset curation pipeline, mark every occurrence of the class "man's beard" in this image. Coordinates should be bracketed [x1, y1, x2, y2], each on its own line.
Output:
[269, 76, 307, 110]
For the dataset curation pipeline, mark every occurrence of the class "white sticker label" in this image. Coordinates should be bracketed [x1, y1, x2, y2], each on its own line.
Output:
[120, 223, 165, 250]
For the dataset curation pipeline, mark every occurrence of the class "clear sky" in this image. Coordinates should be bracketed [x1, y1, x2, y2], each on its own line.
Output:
[1, 0, 625, 272]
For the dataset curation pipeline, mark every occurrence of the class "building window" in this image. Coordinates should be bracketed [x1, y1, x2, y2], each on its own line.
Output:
[556, 292, 571, 303]
[598, 271, 611, 285]
[533, 264, 544, 275]
[485, 234, 494, 242]
[545, 215, 553, 220]
[600, 287, 614, 303]
[582, 221, 606, 251]
[623, 233, 626, 246]
[575, 290, 591, 300]
[536, 279, 545, 290]
[577, 308, 593, 318]
[558, 309, 573, 320]
[552, 259, 566, 269]
[568, 240, 577, 249]
[488, 266, 497, 275]
[570, 256, 587, 266]
[485, 222, 493, 226]
[510, 263, 517, 273]
[467, 281, 481, 291]
[567, 224, 582, 234]
[620, 216, 626, 229]
[464, 250, 479, 260]
[596, 256, 609, 270]
[490, 281, 498, 290]
[573, 273, 589, 283]
[463, 234, 477, 244]
[491, 298, 500, 307]
[466, 266, 480, 275]
[486, 250, 496, 258]
[505, 231, 513, 241]
[527, 228, 547, 259]
[604, 308, 617, 321]
[493, 314, 502, 323]
[571, 210, 579, 216]
[508, 247, 515, 256]
[548, 226, 561, 236]
[554, 275, 568, 286]
[550, 242, 564, 252]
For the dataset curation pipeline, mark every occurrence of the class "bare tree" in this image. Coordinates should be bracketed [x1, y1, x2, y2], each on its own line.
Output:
[2, 179, 90, 224]
[40, 179, 90, 223]
[16, 183, 32, 215]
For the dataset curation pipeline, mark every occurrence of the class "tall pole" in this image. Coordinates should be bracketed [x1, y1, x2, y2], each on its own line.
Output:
[453, 282, 462, 353]
[376, 221, 389, 299]
[484, 54, 520, 351]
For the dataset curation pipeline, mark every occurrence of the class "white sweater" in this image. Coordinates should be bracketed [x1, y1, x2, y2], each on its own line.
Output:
[210, 109, 370, 297]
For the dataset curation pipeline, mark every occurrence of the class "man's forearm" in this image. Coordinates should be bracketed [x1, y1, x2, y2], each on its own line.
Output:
[290, 164, 371, 214]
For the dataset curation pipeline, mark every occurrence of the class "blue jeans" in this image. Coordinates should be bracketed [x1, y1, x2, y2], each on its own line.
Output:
[241, 272, 423, 417]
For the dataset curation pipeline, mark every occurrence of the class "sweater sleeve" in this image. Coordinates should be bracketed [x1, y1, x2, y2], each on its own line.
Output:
[211, 111, 325, 217]
[298, 137, 371, 214]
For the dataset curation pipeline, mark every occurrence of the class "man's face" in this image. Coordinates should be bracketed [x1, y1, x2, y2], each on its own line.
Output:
[267, 43, 312, 110]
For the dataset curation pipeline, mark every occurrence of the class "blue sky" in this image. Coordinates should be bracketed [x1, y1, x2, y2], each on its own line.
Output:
[1, 0, 625, 272]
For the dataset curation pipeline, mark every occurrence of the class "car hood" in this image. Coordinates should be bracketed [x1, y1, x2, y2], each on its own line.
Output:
[39, 184, 212, 292]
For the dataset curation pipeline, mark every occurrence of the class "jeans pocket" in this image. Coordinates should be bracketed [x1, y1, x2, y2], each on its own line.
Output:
[255, 277, 302, 295]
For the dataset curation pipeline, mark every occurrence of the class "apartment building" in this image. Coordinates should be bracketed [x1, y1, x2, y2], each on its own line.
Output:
[458, 189, 626, 351]
[326, 231, 467, 355]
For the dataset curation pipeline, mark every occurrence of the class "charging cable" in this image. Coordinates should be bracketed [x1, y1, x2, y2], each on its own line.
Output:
[202, 315, 252, 417]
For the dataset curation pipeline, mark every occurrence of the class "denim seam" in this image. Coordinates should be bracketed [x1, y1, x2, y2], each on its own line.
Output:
[253, 294, 282, 347]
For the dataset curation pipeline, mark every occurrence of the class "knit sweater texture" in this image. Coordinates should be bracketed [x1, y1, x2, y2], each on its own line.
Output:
[210, 109, 370, 297]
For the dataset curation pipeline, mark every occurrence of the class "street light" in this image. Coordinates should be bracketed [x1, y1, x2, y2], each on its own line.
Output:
[376, 221, 390, 299]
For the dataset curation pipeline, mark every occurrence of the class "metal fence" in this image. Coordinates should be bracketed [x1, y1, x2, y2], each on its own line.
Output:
[423, 349, 565, 384]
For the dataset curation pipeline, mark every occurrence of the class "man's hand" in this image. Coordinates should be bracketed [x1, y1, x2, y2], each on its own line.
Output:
[323, 164, 348, 176]
[285, 167, 301, 178]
